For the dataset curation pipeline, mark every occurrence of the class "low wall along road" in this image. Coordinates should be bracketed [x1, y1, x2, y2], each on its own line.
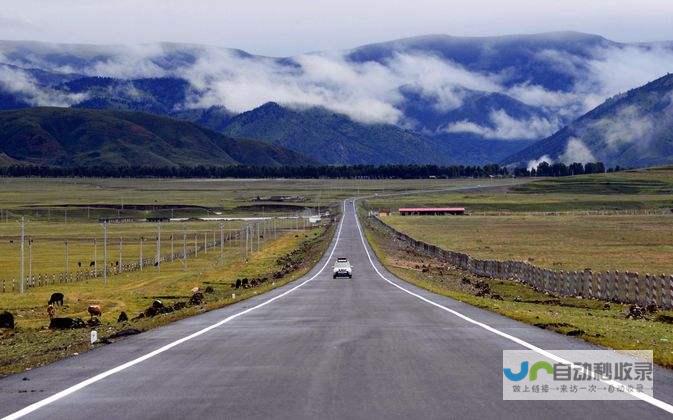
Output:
[369, 215, 673, 310]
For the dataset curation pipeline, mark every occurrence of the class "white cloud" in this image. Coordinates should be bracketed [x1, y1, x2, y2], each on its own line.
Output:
[442, 109, 560, 140]
[527, 155, 552, 171]
[559, 137, 596, 164]
[0, 64, 87, 106]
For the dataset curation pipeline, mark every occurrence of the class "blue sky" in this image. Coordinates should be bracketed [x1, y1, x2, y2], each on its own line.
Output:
[1, 0, 672, 55]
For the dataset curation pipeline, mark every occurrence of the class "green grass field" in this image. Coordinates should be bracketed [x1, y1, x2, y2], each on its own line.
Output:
[363, 215, 673, 368]
[0, 223, 332, 376]
[367, 168, 673, 275]
[0, 177, 498, 221]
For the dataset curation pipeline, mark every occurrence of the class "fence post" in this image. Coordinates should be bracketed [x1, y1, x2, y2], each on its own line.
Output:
[669, 276, 673, 310]
[632, 273, 640, 305]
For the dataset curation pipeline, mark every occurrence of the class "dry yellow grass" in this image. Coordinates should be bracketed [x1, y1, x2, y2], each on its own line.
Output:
[384, 214, 673, 274]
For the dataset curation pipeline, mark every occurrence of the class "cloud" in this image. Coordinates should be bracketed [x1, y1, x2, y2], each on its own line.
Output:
[442, 109, 560, 140]
[0, 64, 87, 106]
[559, 137, 596, 164]
[527, 155, 552, 171]
[0, 38, 672, 135]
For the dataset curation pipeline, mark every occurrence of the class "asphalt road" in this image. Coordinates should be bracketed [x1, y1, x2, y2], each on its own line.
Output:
[2, 201, 673, 419]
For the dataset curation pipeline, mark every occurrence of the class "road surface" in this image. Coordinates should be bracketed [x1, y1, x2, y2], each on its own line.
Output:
[2, 201, 673, 419]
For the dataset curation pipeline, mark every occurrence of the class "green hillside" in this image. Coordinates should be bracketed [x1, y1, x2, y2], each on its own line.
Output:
[0, 107, 313, 167]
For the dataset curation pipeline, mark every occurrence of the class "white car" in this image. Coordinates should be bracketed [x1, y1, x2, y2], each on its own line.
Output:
[333, 257, 352, 279]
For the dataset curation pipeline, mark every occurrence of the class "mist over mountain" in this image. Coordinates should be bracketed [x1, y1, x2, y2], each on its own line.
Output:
[503, 73, 673, 169]
[0, 32, 671, 166]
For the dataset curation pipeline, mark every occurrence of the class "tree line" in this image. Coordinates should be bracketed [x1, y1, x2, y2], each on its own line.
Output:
[0, 162, 615, 179]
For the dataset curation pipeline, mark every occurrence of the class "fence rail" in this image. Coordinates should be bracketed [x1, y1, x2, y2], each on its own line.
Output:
[368, 215, 673, 310]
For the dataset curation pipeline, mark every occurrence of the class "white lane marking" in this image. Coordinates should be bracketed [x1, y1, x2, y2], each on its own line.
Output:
[352, 201, 673, 414]
[3, 202, 347, 420]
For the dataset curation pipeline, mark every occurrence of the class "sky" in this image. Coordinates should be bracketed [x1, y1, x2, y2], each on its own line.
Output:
[1, 0, 673, 55]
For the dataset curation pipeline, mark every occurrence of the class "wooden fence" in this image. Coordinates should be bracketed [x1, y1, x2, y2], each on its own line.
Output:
[0, 232, 239, 293]
[368, 215, 673, 309]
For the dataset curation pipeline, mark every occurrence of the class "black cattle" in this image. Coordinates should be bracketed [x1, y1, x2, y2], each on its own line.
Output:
[190, 292, 204, 305]
[77, 261, 82, 268]
[48, 292, 64, 306]
[0, 311, 14, 329]
[49, 317, 85, 330]
[117, 311, 129, 323]
[235, 279, 242, 289]
[89, 261, 95, 267]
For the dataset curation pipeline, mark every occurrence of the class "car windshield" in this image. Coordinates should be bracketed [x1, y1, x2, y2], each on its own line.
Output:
[335, 261, 350, 268]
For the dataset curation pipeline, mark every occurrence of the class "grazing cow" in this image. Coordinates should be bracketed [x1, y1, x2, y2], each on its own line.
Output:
[77, 261, 82, 268]
[117, 311, 128, 323]
[49, 317, 85, 330]
[190, 292, 204, 305]
[48, 292, 64, 306]
[0, 311, 14, 329]
[89, 261, 95, 267]
[47, 304, 56, 319]
[235, 279, 242, 289]
[152, 300, 164, 309]
[87, 305, 102, 319]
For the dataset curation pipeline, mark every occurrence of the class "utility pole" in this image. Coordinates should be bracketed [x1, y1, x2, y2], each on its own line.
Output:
[194, 234, 198, 257]
[119, 237, 123, 273]
[220, 223, 224, 259]
[256, 222, 260, 251]
[19, 217, 25, 294]
[28, 237, 32, 286]
[171, 235, 174, 261]
[183, 232, 187, 267]
[64, 240, 69, 275]
[245, 225, 249, 257]
[156, 224, 161, 272]
[204, 232, 207, 254]
[103, 222, 108, 285]
[139, 236, 144, 270]
[94, 238, 97, 276]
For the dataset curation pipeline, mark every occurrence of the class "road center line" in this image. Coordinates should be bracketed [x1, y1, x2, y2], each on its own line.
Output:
[352, 200, 673, 414]
[3, 202, 347, 420]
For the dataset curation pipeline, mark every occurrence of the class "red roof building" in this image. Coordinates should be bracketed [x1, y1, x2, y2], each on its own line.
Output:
[398, 207, 465, 216]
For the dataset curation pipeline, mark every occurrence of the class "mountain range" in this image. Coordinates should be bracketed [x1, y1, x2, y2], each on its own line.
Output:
[0, 32, 672, 168]
[504, 73, 673, 169]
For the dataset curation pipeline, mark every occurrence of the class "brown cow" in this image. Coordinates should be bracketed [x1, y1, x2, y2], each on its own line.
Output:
[87, 305, 102, 319]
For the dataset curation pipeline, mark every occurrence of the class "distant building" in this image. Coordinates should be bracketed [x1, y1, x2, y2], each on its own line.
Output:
[399, 207, 466, 216]
[379, 208, 391, 217]
[146, 217, 171, 223]
[98, 217, 136, 224]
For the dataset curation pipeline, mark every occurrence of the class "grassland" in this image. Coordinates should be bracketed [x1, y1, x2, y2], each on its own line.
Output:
[0, 223, 333, 376]
[0, 177, 499, 221]
[368, 170, 673, 213]
[367, 169, 673, 275]
[381, 214, 673, 274]
[363, 216, 673, 368]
